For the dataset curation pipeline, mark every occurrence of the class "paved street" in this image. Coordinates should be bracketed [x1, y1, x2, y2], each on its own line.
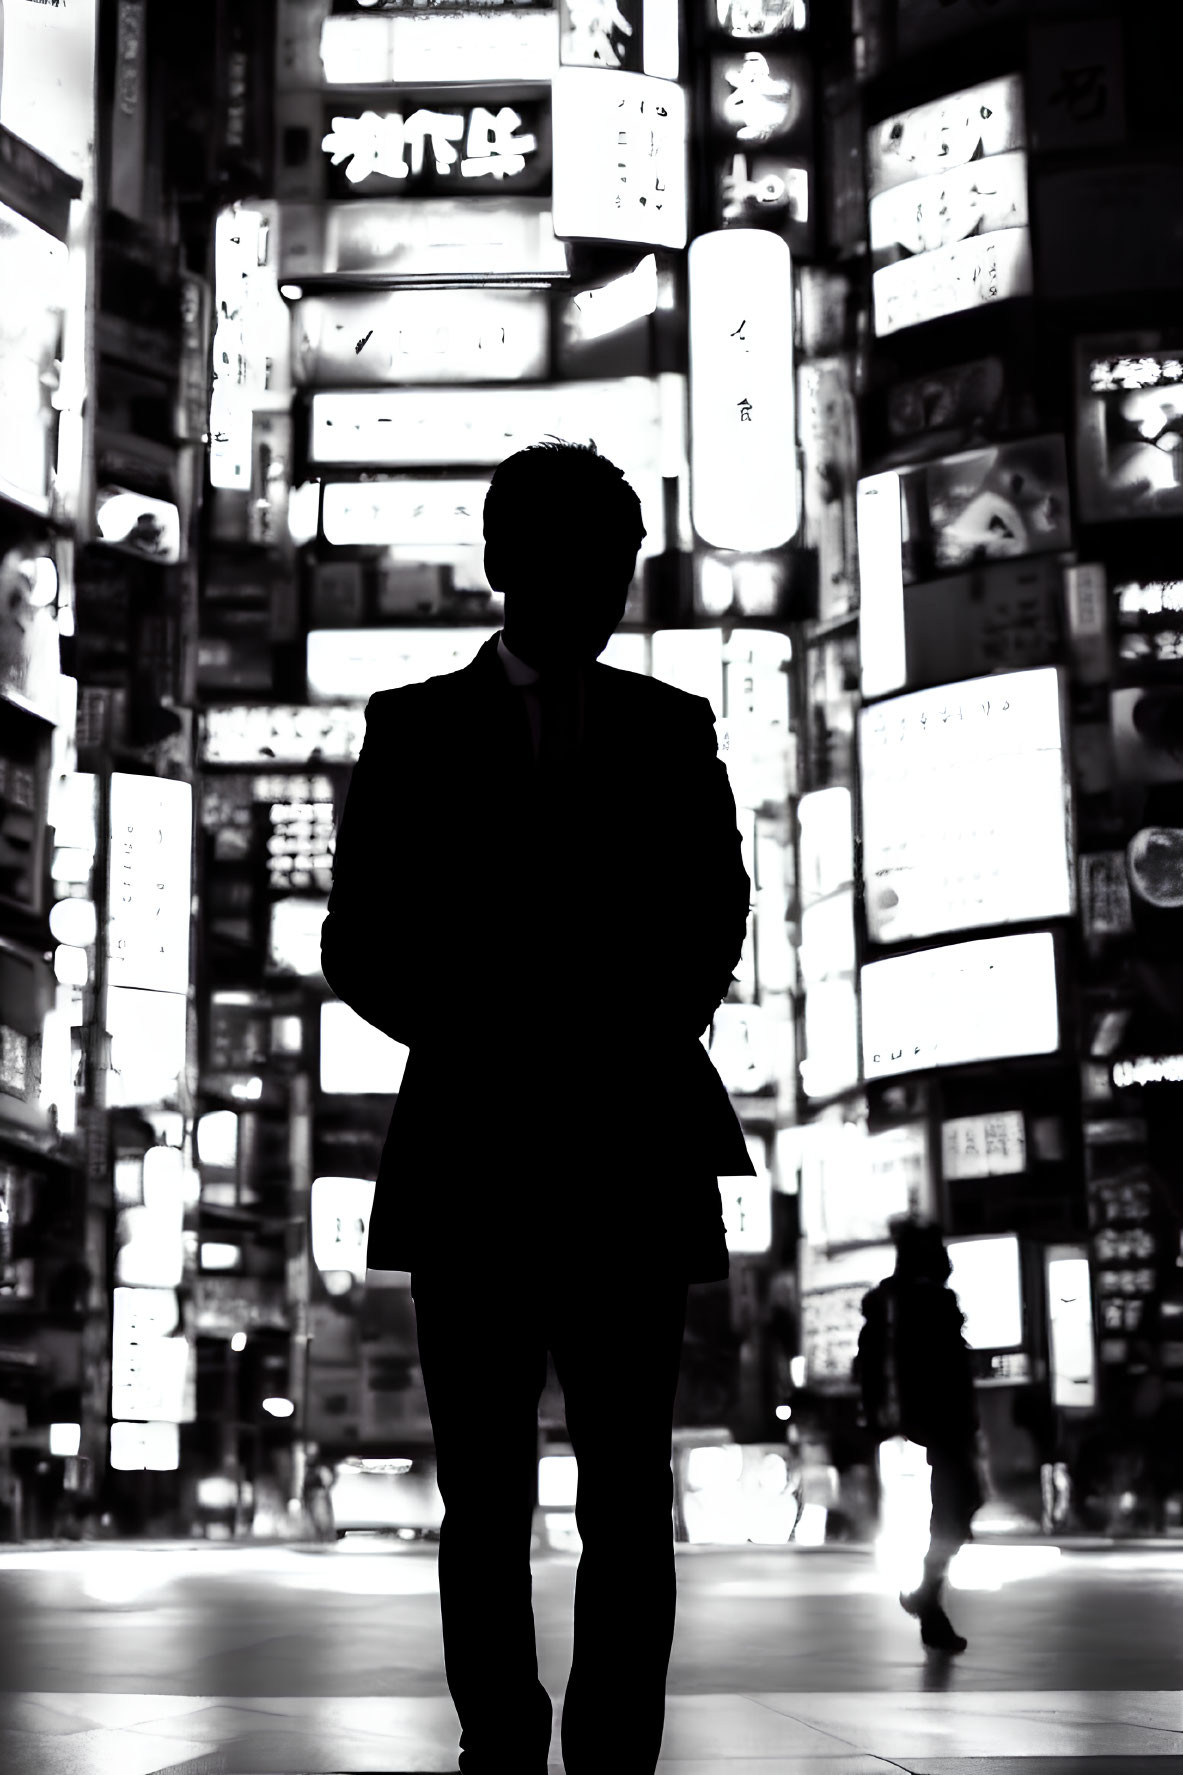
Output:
[0, 1539, 1178, 1771]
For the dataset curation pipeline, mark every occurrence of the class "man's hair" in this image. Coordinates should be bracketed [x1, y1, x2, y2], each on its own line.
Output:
[483, 439, 646, 561]
[889, 1216, 950, 1280]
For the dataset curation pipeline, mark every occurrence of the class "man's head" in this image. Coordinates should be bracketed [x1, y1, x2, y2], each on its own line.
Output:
[483, 439, 646, 671]
[890, 1216, 952, 1284]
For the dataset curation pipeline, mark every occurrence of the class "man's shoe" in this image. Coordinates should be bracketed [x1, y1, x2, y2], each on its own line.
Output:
[917, 1604, 967, 1654]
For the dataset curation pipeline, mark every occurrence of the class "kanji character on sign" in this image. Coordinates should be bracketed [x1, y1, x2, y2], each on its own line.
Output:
[723, 52, 793, 144]
[565, 0, 633, 68]
[461, 107, 537, 180]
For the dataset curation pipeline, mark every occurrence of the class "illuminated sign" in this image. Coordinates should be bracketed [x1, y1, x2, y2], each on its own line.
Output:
[320, 1002, 409, 1096]
[856, 473, 905, 699]
[0, 201, 69, 515]
[721, 1132, 772, 1253]
[1045, 1247, 1097, 1410]
[110, 1421, 179, 1472]
[947, 1235, 1023, 1351]
[279, 197, 569, 281]
[95, 487, 183, 563]
[307, 626, 497, 702]
[551, 68, 687, 249]
[859, 668, 1073, 944]
[798, 360, 858, 625]
[308, 378, 669, 551]
[105, 987, 189, 1108]
[107, 776, 193, 997]
[714, 0, 807, 34]
[688, 230, 797, 552]
[111, 1286, 190, 1423]
[800, 1240, 895, 1388]
[320, 8, 559, 82]
[292, 287, 548, 385]
[1076, 335, 1183, 523]
[210, 204, 290, 494]
[797, 787, 858, 1101]
[861, 931, 1060, 1079]
[311, 1175, 378, 1283]
[200, 704, 368, 765]
[1112, 1054, 1183, 1089]
[942, 1111, 1026, 1181]
[709, 48, 809, 148]
[562, 253, 658, 345]
[321, 479, 489, 547]
[0, 0, 97, 192]
[866, 76, 1031, 337]
[290, 97, 552, 200]
[559, 0, 641, 71]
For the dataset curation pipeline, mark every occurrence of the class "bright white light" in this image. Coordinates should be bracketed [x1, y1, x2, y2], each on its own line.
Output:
[947, 1543, 1061, 1591]
[644, 0, 680, 78]
[196, 1476, 238, 1510]
[793, 1502, 827, 1546]
[875, 1437, 930, 1594]
[857, 472, 905, 697]
[262, 1397, 296, 1419]
[686, 1444, 744, 1490]
[197, 1110, 238, 1170]
[860, 669, 1073, 943]
[307, 627, 497, 703]
[109, 1420, 180, 1473]
[280, 284, 303, 301]
[269, 897, 327, 979]
[798, 788, 854, 904]
[789, 1355, 806, 1388]
[1046, 1248, 1097, 1410]
[774, 1404, 792, 1421]
[231, 1332, 248, 1353]
[53, 944, 88, 986]
[230, 1076, 264, 1101]
[288, 481, 321, 547]
[95, 489, 182, 563]
[320, 9, 558, 84]
[947, 1235, 1023, 1350]
[50, 1423, 81, 1457]
[24, 557, 58, 607]
[538, 1453, 579, 1508]
[320, 1001, 409, 1096]
[322, 480, 487, 548]
[51, 848, 94, 885]
[689, 230, 797, 552]
[570, 256, 658, 343]
[107, 775, 193, 995]
[552, 69, 687, 249]
[311, 1176, 377, 1284]
[104, 987, 188, 1108]
[200, 1243, 242, 1272]
[650, 628, 724, 717]
[861, 932, 1059, 1079]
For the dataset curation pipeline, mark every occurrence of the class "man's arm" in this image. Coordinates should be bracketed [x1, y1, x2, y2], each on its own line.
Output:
[320, 691, 426, 1047]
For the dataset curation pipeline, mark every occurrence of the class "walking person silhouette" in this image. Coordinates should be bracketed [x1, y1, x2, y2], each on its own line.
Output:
[321, 441, 754, 1773]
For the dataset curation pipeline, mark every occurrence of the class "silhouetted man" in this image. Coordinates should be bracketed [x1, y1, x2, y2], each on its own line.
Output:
[854, 1219, 982, 1654]
[321, 441, 753, 1773]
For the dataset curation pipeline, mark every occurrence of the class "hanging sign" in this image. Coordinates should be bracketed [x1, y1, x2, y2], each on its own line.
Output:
[291, 286, 549, 385]
[320, 7, 559, 82]
[278, 197, 570, 280]
[551, 67, 687, 248]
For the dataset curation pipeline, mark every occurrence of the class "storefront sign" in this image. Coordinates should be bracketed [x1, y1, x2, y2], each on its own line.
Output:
[280, 95, 551, 201]
[714, 0, 807, 34]
[104, 987, 189, 1109]
[95, 487, 183, 564]
[1, 0, 97, 194]
[721, 1134, 772, 1254]
[306, 627, 497, 702]
[941, 1111, 1026, 1180]
[904, 558, 1063, 690]
[859, 667, 1073, 944]
[0, 199, 69, 515]
[688, 230, 797, 552]
[1080, 852, 1134, 940]
[551, 68, 687, 248]
[797, 787, 858, 1101]
[321, 479, 489, 547]
[559, 0, 642, 72]
[201, 704, 367, 765]
[1028, 18, 1125, 155]
[278, 196, 570, 280]
[861, 932, 1060, 1080]
[947, 1234, 1023, 1351]
[798, 359, 857, 624]
[800, 1240, 894, 1388]
[107, 776, 193, 997]
[291, 286, 548, 385]
[709, 47, 810, 149]
[320, 1003, 409, 1097]
[311, 1175, 378, 1282]
[320, 6, 559, 81]
[1063, 562, 1110, 683]
[111, 1286, 190, 1423]
[1076, 334, 1183, 524]
[1045, 1246, 1097, 1410]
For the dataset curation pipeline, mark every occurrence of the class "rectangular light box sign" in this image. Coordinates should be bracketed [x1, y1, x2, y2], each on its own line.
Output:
[947, 1234, 1024, 1352]
[279, 197, 569, 280]
[200, 703, 367, 765]
[861, 931, 1060, 1080]
[321, 479, 489, 547]
[107, 775, 193, 996]
[857, 472, 905, 698]
[307, 627, 498, 702]
[859, 667, 1073, 944]
[0, 199, 69, 515]
[866, 75, 1026, 199]
[688, 230, 798, 552]
[942, 1111, 1026, 1181]
[319, 1001, 409, 1097]
[1045, 1246, 1097, 1410]
[320, 8, 559, 82]
[551, 68, 687, 249]
[872, 227, 1032, 338]
[292, 287, 549, 385]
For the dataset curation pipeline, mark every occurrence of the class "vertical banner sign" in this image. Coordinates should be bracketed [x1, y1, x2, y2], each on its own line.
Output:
[857, 471, 905, 699]
[107, 776, 194, 996]
[551, 68, 688, 248]
[689, 230, 797, 552]
[559, 0, 643, 71]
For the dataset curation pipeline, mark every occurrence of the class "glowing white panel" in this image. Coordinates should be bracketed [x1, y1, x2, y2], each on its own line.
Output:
[860, 669, 1073, 943]
[50, 1423, 81, 1458]
[282, 197, 569, 281]
[105, 988, 188, 1108]
[800, 1240, 895, 1387]
[866, 76, 1026, 198]
[689, 230, 797, 552]
[721, 1134, 772, 1254]
[111, 1286, 189, 1423]
[598, 631, 649, 675]
[107, 776, 193, 995]
[320, 9, 559, 84]
[307, 627, 496, 703]
[644, 0, 681, 79]
[650, 627, 724, 717]
[942, 1111, 1026, 1181]
[320, 1000, 410, 1096]
[798, 787, 853, 907]
[321, 480, 488, 548]
[201, 704, 367, 765]
[311, 1175, 377, 1285]
[861, 932, 1059, 1079]
[568, 256, 658, 344]
[857, 473, 905, 698]
[110, 1422, 180, 1472]
[95, 488, 182, 563]
[292, 287, 548, 386]
[200, 1243, 243, 1272]
[0, 1, 97, 189]
[947, 1234, 1023, 1351]
[268, 897, 328, 979]
[1046, 1247, 1097, 1410]
[0, 203, 69, 515]
[873, 229, 1033, 339]
[552, 69, 687, 249]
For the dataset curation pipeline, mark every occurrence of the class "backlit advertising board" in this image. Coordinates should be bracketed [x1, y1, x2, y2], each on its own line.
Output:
[0, 199, 69, 515]
[306, 627, 498, 701]
[861, 932, 1060, 1080]
[688, 230, 797, 553]
[797, 786, 859, 1101]
[291, 287, 549, 385]
[859, 668, 1073, 945]
[551, 68, 687, 249]
[107, 775, 193, 997]
[278, 198, 570, 280]
[200, 704, 368, 765]
[866, 77, 1031, 337]
[559, 0, 642, 71]
[1076, 336, 1183, 524]
[947, 1234, 1024, 1352]
[319, 7, 559, 83]
[321, 479, 490, 547]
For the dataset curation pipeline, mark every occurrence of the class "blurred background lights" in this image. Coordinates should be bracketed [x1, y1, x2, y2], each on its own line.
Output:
[230, 1332, 248, 1353]
[262, 1397, 295, 1419]
[49, 1423, 81, 1457]
[48, 897, 96, 947]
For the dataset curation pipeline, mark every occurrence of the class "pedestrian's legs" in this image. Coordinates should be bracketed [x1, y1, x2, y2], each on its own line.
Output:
[412, 1266, 553, 1774]
[548, 1264, 688, 1775]
[901, 1445, 981, 1653]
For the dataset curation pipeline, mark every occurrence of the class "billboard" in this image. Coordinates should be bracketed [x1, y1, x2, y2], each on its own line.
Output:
[1076, 337, 1183, 524]
[859, 668, 1073, 944]
[291, 287, 549, 385]
[551, 68, 687, 249]
[278, 197, 570, 280]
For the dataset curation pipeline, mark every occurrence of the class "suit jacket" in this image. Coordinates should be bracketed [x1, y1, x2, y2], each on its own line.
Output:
[320, 630, 755, 1281]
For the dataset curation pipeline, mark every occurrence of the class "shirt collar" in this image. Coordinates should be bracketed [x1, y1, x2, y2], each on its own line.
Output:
[497, 632, 541, 687]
